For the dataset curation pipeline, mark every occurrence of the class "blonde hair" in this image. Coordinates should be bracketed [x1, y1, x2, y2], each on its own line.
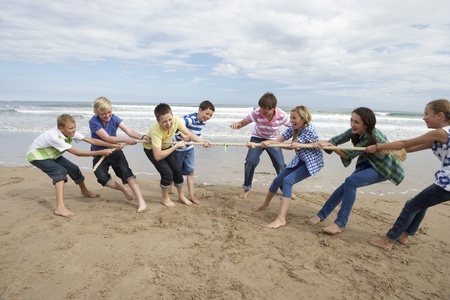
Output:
[93, 96, 113, 115]
[57, 114, 76, 128]
[291, 106, 311, 140]
[427, 99, 450, 122]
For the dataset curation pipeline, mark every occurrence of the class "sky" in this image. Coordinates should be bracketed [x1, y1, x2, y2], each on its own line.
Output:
[0, 0, 449, 112]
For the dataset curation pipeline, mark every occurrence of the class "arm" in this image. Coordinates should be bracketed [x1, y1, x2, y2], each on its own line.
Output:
[82, 137, 123, 150]
[151, 142, 186, 161]
[366, 129, 448, 154]
[66, 147, 112, 157]
[258, 135, 287, 148]
[316, 140, 349, 159]
[230, 118, 250, 129]
[180, 128, 211, 147]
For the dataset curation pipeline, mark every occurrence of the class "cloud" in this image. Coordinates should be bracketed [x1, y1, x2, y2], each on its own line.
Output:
[0, 0, 449, 111]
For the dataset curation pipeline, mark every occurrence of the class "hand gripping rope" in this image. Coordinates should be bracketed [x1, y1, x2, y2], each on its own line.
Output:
[93, 140, 406, 171]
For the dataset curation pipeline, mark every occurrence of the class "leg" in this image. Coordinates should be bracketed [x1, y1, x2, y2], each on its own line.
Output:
[385, 184, 450, 242]
[161, 187, 175, 207]
[54, 180, 74, 217]
[127, 177, 148, 212]
[267, 197, 291, 228]
[144, 148, 176, 206]
[267, 163, 310, 228]
[78, 181, 100, 198]
[241, 137, 264, 198]
[186, 174, 200, 204]
[326, 163, 386, 232]
[105, 179, 134, 200]
[252, 167, 292, 212]
[266, 145, 286, 192]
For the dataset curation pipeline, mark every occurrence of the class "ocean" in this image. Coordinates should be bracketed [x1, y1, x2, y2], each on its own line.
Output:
[0, 100, 437, 197]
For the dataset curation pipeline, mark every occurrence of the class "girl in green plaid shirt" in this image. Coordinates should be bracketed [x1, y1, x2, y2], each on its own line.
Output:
[308, 107, 405, 234]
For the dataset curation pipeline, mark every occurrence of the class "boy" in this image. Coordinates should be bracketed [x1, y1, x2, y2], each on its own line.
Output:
[27, 114, 119, 217]
[143, 103, 211, 207]
[89, 96, 149, 213]
[230, 92, 290, 199]
[172, 100, 215, 204]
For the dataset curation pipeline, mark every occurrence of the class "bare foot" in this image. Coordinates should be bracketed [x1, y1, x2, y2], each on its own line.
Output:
[161, 199, 175, 207]
[252, 203, 268, 212]
[369, 237, 393, 250]
[189, 195, 200, 205]
[123, 189, 134, 201]
[322, 223, 344, 235]
[267, 219, 286, 228]
[137, 203, 148, 213]
[81, 190, 100, 198]
[179, 196, 193, 206]
[291, 193, 297, 200]
[54, 207, 74, 218]
[239, 190, 250, 199]
[398, 232, 410, 245]
[307, 215, 321, 225]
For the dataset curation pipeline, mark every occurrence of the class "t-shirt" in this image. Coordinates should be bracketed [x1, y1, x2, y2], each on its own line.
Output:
[244, 107, 290, 139]
[89, 114, 123, 151]
[26, 128, 85, 162]
[174, 112, 206, 152]
[144, 116, 186, 150]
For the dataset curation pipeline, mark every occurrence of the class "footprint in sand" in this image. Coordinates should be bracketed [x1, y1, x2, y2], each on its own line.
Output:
[0, 177, 24, 186]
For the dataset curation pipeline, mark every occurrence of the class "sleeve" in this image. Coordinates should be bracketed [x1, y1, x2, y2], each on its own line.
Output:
[282, 126, 293, 140]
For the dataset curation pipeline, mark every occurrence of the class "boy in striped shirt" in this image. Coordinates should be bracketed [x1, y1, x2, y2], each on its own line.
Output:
[172, 100, 215, 204]
[230, 92, 290, 199]
[27, 114, 120, 217]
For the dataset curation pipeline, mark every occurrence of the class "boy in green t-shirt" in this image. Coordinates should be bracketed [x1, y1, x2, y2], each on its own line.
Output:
[27, 114, 119, 217]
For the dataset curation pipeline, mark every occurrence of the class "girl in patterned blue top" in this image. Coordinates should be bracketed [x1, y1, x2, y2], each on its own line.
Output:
[251, 106, 324, 228]
[366, 99, 450, 250]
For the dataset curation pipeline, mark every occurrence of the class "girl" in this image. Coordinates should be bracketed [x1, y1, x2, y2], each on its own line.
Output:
[367, 99, 450, 250]
[251, 105, 324, 228]
[308, 107, 405, 234]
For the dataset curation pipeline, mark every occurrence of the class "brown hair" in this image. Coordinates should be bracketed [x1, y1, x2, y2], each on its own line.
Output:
[57, 114, 76, 128]
[258, 92, 277, 109]
[154, 103, 172, 121]
[427, 99, 450, 122]
[351, 107, 377, 146]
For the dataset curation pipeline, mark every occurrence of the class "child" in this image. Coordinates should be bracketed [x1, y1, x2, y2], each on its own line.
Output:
[27, 114, 119, 217]
[89, 96, 149, 212]
[251, 106, 324, 228]
[172, 100, 215, 204]
[230, 92, 290, 199]
[143, 103, 211, 207]
[366, 99, 450, 250]
[308, 107, 405, 234]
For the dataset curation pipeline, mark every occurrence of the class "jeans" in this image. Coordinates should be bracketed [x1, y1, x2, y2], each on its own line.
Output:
[144, 148, 184, 188]
[30, 156, 84, 185]
[269, 161, 310, 198]
[386, 183, 450, 241]
[175, 147, 195, 175]
[243, 136, 286, 191]
[317, 161, 386, 228]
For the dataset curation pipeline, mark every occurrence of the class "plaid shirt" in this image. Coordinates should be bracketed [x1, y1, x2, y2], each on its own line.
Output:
[327, 128, 404, 185]
[282, 123, 323, 176]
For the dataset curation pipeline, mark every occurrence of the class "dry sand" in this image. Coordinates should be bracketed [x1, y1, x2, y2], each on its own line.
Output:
[1, 166, 449, 300]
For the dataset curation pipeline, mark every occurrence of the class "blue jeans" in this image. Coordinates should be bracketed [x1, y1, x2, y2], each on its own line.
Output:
[243, 136, 286, 190]
[175, 147, 195, 175]
[386, 183, 450, 241]
[317, 161, 386, 228]
[269, 161, 310, 198]
[30, 156, 85, 185]
[144, 148, 184, 188]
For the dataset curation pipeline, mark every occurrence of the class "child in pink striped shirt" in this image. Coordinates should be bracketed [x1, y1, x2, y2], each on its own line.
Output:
[230, 92, 291, 199]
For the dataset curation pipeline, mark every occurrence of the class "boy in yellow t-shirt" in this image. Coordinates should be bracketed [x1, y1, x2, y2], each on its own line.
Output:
[143, 103, 211, 207]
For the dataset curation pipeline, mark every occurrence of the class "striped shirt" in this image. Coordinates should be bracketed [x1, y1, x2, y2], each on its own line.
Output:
[282, 124, 324, 176]
[26, 128, 84, 162]
[174, 112, 205, 152]
[245, 107, 290, 140]
[327, 128, 405, 185]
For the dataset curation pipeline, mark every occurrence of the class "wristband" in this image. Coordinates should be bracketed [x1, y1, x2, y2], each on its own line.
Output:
[141, 135, 146, 140]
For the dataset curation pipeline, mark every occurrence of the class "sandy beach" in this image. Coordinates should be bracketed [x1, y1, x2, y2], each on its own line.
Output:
[1, 164, 449, 299]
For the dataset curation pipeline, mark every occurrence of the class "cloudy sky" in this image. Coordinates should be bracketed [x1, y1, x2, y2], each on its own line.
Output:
[1, 0, 449, 112]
